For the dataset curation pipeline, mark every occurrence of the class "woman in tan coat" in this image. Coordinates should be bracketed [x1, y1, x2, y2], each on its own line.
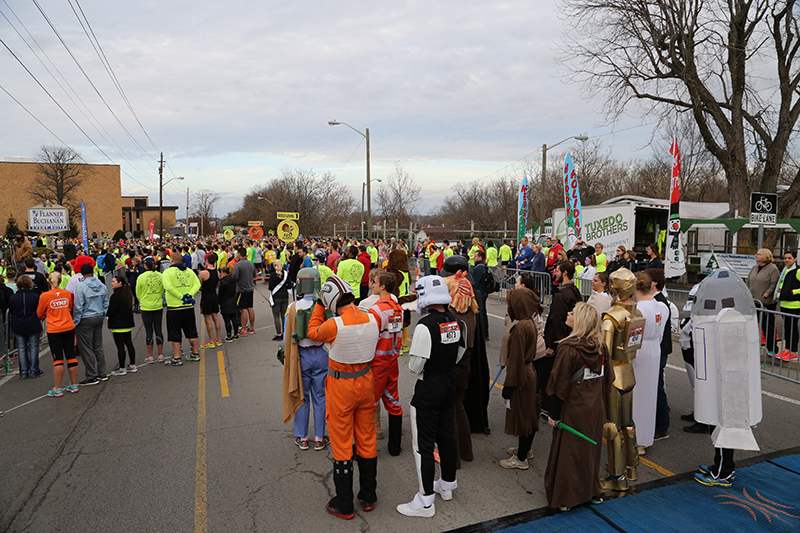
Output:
[499, 287, 541, 470]
[746, 248, 780, 356]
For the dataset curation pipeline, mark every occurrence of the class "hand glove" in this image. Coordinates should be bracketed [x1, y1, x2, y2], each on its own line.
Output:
[501, 385, 514, 400]
[182, 293, 196, 305]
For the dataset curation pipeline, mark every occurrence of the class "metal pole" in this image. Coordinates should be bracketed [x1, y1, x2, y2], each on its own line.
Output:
[361, 182, 365, 232]
[186, 187, 189, 237]
[541, 143, 547, 236]
[158, 152, 164, 238]
[366, 128, 372, 241]
[758, 225, 764, 250]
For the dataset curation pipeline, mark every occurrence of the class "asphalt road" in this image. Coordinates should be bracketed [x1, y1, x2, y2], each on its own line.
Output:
[2, 287, 800, 533]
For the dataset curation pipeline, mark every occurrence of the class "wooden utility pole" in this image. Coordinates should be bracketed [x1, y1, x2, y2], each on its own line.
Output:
[186, 187, 190, 237]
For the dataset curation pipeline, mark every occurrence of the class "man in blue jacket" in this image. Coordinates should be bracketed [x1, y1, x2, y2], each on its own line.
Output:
[514, 237, 533, 271]
[74, 263, 109, 385]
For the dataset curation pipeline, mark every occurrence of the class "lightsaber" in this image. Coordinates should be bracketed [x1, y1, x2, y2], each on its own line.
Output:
[540, 412, 597, 445]
[489, 365, 504, 392]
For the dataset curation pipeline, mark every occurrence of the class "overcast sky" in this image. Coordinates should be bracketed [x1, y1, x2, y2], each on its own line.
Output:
[1, 0, 661, 218]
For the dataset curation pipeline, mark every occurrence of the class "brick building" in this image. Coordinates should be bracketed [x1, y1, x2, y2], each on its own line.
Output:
[122, 196, 178, 238]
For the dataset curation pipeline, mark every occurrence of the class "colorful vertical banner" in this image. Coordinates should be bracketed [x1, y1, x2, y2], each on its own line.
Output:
[665, 138, 687, 278]
[562, 153, 582, 249]
[80, 200, 89, 252]
[148, 219, 156, 241]
[517, 176, 529, 243]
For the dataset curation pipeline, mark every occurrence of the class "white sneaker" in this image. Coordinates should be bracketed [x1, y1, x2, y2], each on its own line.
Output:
[499, 455, 529, 470]
[110, 368, 127, 376]
[143, 356, 155, 364]
[433, 479, 455, 501]
[396, 492, 435, 518]
[507, 447, 534, 460]
[127, 365, 138, 373]
[157, 354, 165, 363]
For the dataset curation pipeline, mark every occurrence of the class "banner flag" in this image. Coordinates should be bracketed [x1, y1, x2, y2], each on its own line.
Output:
[148, 219, 156, 241]
[563, 153, 582, 249]
[517, 176, 529, 243]
[80, 200, 89, 252]
[665, 138, 687, 278]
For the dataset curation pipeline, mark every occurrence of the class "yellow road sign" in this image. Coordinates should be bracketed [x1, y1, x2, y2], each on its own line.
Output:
[277, 212, 299, 220]
[277, 220, 299, 242]
[223, 229, 234, 240]
[247, 220, 263, 226]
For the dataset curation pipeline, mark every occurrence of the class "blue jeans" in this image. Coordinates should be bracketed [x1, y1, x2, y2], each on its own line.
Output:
[293, 345, 328, 440]
[16, 334, 41, 377]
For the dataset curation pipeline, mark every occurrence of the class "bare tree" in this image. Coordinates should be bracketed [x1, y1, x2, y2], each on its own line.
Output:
[561, 0, 800, 249]
[375, 163, 422, 229]
[193, 189, 220, 221]
[32, 145, 87, 220]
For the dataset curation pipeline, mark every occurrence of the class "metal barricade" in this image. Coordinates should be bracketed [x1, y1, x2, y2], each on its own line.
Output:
[495, 268, 553, 309]
[757, 305, 800, 384]
[1, 309, 14, 376]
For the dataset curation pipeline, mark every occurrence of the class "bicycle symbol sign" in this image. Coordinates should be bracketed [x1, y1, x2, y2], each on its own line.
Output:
[750, 192, 777, 226]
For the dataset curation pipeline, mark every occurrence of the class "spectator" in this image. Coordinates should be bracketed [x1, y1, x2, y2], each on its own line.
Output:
[73, 263, 109, 385]
[108, 274, 137, 376]
[19, 257, 49, 295]
[38, 271, 78, 397]
[747, 248, 780, 357]
[545, 237, 565, 274]
[587, 272, 612, 315]
[269, 259, 290, 341]
[607, 245, 627, 273]
[645, 243, 663, 270]
[9, 275, 43, 380]
[777, 250, 800, 361]
[595, 243, 608, 273]
[357, 245, 372, 303]
[514, 237, 533, 271]
[531, 244, 546, 273]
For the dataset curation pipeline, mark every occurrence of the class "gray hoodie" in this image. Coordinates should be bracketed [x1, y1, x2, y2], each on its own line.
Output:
[73, 275, 109, 324]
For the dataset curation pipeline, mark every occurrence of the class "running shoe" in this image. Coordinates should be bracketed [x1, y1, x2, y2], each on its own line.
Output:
[187, 353, 201, 362]
[232, 336, 240, 341]
[127, 365, 138, 373]
[326, 503, 354, 520]
[223, 336, 234, 343]
[239, 330, 248, 338]
[694, 470, 734, 487]
[144, 356, 155, 364]
[79, 378, 99, 386]
[698, 465, 736, 481]
[507, 447, 534, 460]
[781, 351, 799, 361]
[157, 354, 165, 363]
[165, 357, 183, 366]
[201, 341, 216, 349]
[66, 384, 79, 394]
[499, 455, 529, 470]
[359, 499, 375, 512]
[247, 328, 256, 335]
[98, 375, 108, 381]
[295, 437, 309, 450]
[110, 368, 127, 376]
[314, 436, 330, 451]
[433, 479, 453, 501]
[214, 339, 222, 347]
[47, 388, 64, 397]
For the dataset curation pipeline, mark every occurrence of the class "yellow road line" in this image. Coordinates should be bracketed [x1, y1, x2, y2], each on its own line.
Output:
[639, 456, 676, 477]
[217, 350, 229, 397]
[195, 327, 208, 532]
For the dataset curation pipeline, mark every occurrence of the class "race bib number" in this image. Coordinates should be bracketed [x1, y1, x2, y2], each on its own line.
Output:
[439, 321, 461, 344]
[388, 313, 402, 333]
[583, 365, 605, 381]
[627, 325, 643, 348]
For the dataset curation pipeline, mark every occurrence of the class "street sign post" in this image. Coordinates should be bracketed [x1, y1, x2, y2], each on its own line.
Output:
[750, 192, 778, 249]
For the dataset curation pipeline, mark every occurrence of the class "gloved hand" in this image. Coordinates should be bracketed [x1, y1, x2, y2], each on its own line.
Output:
[501, 385, 514, 400]
[182, 293, 196, 305]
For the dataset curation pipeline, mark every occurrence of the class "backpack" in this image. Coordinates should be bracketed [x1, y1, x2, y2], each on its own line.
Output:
[481, 266, 500, 294]
[96, 254, 105, 270]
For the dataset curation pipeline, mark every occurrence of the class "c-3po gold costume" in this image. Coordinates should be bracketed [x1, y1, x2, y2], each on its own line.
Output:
[601, 269, 645, 491]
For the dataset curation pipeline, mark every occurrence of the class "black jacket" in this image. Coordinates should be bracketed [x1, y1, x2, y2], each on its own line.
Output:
[269, 271, 290, 301]
[218, 275, 239, 314]
[779, 266, 800, 303]
[107, 287, 135, 330]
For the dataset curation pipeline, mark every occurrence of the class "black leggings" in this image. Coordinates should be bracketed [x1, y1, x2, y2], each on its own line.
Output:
[113, 331, 136, 367]
[783, 307, 800, 352]
[141, 309, 164, 346]
[517, 429, 536, 461]
[222, 312, 240, 337]
[49, 329, 76, 362]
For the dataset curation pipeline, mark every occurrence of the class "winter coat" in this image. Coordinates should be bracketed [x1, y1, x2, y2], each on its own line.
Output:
[8, 288, 42, 336]
[107, 287, 135, 330]
[218, 275, 239, 315]
[73, 276, 108, 324]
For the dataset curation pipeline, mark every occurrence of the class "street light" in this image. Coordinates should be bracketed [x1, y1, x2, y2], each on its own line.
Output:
[329, 120, 372, 239]
[257, 196, 274, 205]
[160, 175, 184, 239]
[362, 178, 382, 239]
[540, 136, 588, 236]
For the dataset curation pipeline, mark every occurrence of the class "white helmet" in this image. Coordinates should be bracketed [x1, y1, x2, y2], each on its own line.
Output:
[415, 275, 452, 316]
[319, 275, 354, 313]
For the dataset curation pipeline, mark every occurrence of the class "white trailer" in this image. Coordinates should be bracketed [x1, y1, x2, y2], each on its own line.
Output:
[550, 198, 669, 252]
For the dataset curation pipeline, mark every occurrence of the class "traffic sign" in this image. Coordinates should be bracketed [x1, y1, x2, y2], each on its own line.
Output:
[277, 220, 299, 242]
[223, 229, 234, 240]
[277, 212, 299, 220]
[750, 192, 777, 226]
[248, 220, 263, 226]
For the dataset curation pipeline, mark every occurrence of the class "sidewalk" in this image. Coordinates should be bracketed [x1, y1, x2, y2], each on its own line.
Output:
[451, 446, 800, 532]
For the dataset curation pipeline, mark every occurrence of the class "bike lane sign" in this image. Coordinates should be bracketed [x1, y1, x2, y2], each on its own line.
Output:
[750, 192, 777, 225]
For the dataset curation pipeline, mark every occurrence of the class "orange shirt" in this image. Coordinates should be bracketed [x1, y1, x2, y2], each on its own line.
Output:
[37, 288, 74, 333]
[308, 304, 373, 373]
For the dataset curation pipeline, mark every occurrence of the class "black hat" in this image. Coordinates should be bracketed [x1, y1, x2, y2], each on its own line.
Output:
[441, 254, 469, 277]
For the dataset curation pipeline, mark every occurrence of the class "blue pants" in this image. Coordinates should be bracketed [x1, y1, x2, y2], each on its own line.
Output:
[16, 334, 41, 377]
[293, 345, 328, 440]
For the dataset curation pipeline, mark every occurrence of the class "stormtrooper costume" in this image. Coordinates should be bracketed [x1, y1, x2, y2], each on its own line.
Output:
[397, 276, 466, 518]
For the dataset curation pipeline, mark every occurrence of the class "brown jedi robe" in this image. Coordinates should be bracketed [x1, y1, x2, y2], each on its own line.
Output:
[281, 303, 303, 424]
[503, 288, 540, 437]
[544, 336, 614, 509]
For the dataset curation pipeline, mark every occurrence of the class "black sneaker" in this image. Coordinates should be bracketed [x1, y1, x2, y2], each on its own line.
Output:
[223, 335, 233, 343]
[653, 430, 669, 441]
[165, 357, 183, 366]
[684, 422, 712, 434]
[187, 353, 200, 362]
[97, 375, 108, 382]
[680, 412, 695, 422]
[79, 378, 99, 386]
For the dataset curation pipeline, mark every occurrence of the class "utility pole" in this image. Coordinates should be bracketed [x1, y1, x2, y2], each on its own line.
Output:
[186, 187, 189, 237]
[366, 128, 371, 240]
[158, 153, 164, 239]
